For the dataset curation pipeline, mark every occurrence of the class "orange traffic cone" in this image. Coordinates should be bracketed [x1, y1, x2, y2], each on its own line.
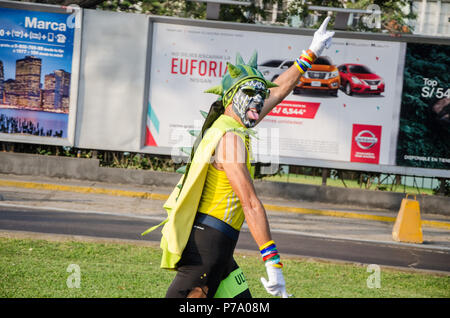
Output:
[392, 194, 423, 244]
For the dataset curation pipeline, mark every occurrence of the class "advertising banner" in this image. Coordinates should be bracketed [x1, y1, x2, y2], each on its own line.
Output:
[0, 4, 79, 144]
[395, 43, 450, 170]
[146, 22, 405, 166]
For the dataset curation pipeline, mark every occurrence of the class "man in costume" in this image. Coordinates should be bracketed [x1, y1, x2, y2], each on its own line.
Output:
[142, 17, 335, 298]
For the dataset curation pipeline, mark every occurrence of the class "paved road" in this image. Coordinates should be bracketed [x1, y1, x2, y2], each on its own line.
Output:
[1, 206, 449, 273]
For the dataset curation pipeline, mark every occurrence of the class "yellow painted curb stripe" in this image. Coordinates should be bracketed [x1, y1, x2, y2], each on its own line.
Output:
[422, 220, 450, 230]
[263, 204, 397, 223]
[1, 179, 449, 230]
[0, 179, 169, 201]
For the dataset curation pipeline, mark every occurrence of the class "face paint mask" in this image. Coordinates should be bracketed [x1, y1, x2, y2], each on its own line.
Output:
[232, 80, 269, 128]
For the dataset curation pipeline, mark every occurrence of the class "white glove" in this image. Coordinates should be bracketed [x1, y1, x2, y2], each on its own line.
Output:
[308, 16, 335, 57]
[260, 262, 290, 298]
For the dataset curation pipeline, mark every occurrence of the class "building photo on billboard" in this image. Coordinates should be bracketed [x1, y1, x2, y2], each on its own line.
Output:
[0, 6, 75, 139]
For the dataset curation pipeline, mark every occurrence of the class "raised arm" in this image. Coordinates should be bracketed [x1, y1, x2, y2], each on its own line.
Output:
[257, 16, 335, 124]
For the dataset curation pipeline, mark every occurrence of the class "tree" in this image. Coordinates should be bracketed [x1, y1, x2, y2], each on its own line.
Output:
[345, 0, 416, 34]
[12, 0, 205, 17]
[98, 0, 205, 18]
[283, 0, 341, 28]
[16, 0, 274, 22]
[284, 0, 416, 34]
[97, 0, 276, 23]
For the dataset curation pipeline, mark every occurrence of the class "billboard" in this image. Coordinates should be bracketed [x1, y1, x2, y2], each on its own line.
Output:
[145, 22, 405, 168]
[0, 4, 445, 178]
[0, 3, 81, 145]
[395, 42, 450, 170]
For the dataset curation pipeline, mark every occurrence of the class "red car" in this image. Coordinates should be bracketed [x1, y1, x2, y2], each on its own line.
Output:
[338, 64, 385, 95]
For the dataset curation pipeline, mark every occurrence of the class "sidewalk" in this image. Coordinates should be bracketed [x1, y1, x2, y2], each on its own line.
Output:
[0, 173, 449, 249]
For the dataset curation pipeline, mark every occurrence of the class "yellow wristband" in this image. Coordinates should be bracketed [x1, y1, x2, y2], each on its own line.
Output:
[270, 263, 283, 268]
[294, 61, 305, 74]
[301, 50, 313, 62]
[259, 240, 275, 251]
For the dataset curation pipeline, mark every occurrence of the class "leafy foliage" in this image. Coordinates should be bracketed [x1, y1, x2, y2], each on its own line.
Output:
[284, 0, 416, 33]
[218, 1, 274, 23]
[433, 179, 450, 196]
[96, 0, 275, 22]
[98, 0, 205, 18]
[346, 0, 416, 33]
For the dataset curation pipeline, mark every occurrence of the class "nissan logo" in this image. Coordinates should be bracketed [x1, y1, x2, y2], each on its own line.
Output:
[355, 130, 378, 149]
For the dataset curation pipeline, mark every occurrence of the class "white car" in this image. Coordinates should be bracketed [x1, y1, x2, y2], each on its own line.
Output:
[258, 59, 294, 82]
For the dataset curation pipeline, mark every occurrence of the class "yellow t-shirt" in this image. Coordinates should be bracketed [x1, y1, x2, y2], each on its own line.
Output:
[197, 131, 251, 231]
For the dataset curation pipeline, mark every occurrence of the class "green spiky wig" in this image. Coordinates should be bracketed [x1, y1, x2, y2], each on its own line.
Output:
[175, 51, 277, 196]
[204, 51, 278, 107]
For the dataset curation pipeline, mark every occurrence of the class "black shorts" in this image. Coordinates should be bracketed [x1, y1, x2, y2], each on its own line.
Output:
[165, 216, 251, 298]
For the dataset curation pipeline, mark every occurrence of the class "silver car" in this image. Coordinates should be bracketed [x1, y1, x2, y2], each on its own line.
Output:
[258, 59, 294, 82]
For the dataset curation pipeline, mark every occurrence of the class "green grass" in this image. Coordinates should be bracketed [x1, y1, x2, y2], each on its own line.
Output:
[0, 237, 448, 298]
[262, 174, 435, 196]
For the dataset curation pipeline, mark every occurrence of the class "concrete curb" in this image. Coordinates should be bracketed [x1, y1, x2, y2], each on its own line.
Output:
[1, 152, 449, 216]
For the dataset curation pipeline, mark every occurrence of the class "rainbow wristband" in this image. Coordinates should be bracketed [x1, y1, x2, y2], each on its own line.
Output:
[301, 50, 313, 62]
[299, 56, 311, 65]
[294, 60, 306, 74]
[259, 240, 283, 268]
[295, 48, 316, 74]
[297, 58, 311, 69]
[305, 49, 317, 61]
